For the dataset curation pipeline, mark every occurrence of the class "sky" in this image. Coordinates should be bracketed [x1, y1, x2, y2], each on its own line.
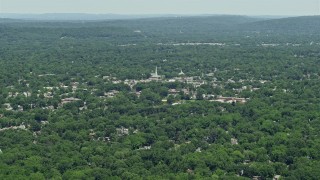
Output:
[0, 0, 319, 16]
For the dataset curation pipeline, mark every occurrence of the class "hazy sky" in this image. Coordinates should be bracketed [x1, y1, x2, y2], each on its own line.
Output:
[0, 0, 319, 15]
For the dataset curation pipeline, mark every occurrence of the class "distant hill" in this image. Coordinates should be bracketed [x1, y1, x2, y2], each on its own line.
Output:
[0, 13, 182, 21]
[0, 13, 241, 21]
[98, 15, 265, 33]
[1, 15, 319, 43]
[0, 15, 266, 35]
[240, 16, 320, 34]
[2, 14, 318, 34]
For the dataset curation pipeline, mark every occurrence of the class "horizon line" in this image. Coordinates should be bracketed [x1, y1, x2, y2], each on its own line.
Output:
[0, 13, 309, 17]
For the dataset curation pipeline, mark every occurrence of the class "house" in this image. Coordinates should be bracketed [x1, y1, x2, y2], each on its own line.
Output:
[42, 106, 54, 110]
[181, 88, 190, 95]
[44, 92, 53, 98]
[104, 90, 120, 98]
[60, 84, 69, 89]
[70, 82, 79, 86]
[38, 74, 55, 77]
[251, 88, 260, 91]
[227, 79, 236, 83]
[252, 176, 261, 180]
[135, 91, 142, 97]
[206, 72, 215, 77]
[185, 77, 194, 83]
[61, 97, 81, 105]
[112, 80, 122, 84]
[138, 146, 151, 150]
[168, 89, 180, 95]
[211, 96, 247, 104]
[203, 94, 215, 100]
[243, 160, 251, 165]
[0, 124, 26, 132]
[187, 169, 194, 174]
[41, 121, 49, 125]
[192, 81, 206, 88]
[23, 92, 31, 97]
[172, 102, 182, 106]
[8, 92, 19, 98]
[124, 79, 137, 88]
[70, 82, 79, 91]
[103, 76, 111, 80]
[3, 103, 13, 111]
[116, 127, 129, 136]
[89, 129, 96, 137]
[44, 87, 54, 90]
[17, 105, 23, 112]
[273, 175, 281, 180]
[231, 138, 239, 145]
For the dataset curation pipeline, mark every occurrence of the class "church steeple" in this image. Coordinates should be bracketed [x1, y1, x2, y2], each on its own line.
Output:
[155, 66, 158, 76]
[150, 66, 162, 80]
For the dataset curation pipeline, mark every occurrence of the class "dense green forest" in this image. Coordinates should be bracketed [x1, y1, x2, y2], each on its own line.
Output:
[0, 15, 320, 179]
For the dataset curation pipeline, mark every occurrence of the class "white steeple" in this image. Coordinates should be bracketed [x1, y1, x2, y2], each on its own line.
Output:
[150, 66, 161, 79]
[155, 66, 158, 76]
